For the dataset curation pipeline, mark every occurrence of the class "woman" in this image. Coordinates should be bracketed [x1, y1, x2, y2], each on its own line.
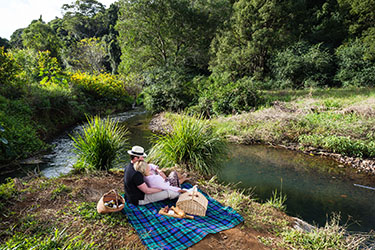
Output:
[134, 160, 187, 193]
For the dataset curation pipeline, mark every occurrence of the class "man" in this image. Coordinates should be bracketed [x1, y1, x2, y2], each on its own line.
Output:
[123, 145, 179, 205]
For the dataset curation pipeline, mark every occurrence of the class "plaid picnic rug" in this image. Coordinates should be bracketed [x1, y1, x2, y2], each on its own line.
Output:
[122, 183, 244, 250]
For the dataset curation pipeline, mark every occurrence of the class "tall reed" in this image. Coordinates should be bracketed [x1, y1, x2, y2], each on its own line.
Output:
[71, 116, 129, 171]
[148, 114, 227, 176]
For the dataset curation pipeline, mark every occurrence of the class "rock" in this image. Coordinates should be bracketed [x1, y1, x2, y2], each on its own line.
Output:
[293, 217, 315, 233]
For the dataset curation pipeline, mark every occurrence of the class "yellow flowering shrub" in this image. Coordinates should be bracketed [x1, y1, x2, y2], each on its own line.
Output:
[69, 71, 128, 99]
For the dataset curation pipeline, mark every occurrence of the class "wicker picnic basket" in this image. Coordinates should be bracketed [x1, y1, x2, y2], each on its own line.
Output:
[176, 186, 208, 216]
[97, 189, 125, 214]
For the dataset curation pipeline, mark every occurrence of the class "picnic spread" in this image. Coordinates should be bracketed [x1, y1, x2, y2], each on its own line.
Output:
[122, 183, 244, 250]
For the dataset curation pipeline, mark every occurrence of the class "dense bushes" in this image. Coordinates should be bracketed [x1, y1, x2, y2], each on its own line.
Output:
[335, 39, 375, 87]
[142, 69, 196, 113]
[271, 42, 335, 89]
[0, 49, 133, 164]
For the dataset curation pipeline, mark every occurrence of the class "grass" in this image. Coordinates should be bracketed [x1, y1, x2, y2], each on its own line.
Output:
[0, 171, 372, 250]
[71, 115, 129, 171]
[265, 190, 287, 212]
[148, 114, 228, 176]
[210, 87, 375, 160]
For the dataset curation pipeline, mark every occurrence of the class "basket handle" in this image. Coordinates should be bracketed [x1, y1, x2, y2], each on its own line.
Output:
[107, 189, 119, 206]
[188, 185, 199, 199]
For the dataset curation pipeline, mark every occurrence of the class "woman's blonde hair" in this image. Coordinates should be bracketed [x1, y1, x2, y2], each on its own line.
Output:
[134, 160, 148, 175]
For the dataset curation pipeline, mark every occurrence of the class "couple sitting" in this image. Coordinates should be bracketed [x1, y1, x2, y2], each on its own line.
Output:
[124, 145, 188, 205]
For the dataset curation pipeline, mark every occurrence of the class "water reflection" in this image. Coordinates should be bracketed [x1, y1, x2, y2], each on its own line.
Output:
[219, 144, 375, 232]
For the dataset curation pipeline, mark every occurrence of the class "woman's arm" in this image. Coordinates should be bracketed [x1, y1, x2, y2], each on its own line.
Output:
[137, 183, 162, 194]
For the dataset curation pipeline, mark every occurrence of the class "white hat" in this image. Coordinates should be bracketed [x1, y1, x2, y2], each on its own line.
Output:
[127, 145, 147, 157]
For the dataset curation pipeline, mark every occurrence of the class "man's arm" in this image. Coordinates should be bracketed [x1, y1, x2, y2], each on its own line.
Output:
[137, 183, 162, 194]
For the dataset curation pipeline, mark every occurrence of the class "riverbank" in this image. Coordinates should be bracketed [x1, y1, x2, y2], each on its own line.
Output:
[1, 169, 370, 249]
[150, 87, 375, 176]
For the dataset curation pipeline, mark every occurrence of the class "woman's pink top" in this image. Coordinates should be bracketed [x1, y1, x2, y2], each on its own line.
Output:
[144, 164, 180, 192]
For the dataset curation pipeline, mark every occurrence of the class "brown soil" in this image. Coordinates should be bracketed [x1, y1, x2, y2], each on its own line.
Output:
[0, 171, 278, 250]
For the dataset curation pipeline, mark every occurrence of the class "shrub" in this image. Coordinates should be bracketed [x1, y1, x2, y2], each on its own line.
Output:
[271, 41, 335, 88]
[142, 68, 196, 113]
[0, 47, 20, 84]
[71, 116, 129, 171]
[148, 114, 227, 176]
[70, 71, 131, 103]
[0, 97, 46, 162]
[192, 74, 261, 116]
[335, 39, 375, 87]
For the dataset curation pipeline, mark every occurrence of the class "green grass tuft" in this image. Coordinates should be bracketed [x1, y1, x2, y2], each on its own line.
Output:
[71, 116, 129, 171]
[148, 114, 228, 176]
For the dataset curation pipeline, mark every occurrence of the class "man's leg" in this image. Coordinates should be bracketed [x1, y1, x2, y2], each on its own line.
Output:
[138, 190, 179, 205]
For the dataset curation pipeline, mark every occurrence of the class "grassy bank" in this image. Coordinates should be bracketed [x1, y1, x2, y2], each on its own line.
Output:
[213, 87, 375, 157]
[0, 171, 370, 249]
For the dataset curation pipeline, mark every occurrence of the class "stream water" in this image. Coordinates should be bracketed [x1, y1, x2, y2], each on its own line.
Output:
[2, 109, 375, 235]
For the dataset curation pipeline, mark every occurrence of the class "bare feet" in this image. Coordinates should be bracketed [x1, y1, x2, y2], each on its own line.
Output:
[179, 173, 190, 184]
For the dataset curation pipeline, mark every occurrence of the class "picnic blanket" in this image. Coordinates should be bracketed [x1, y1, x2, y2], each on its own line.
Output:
[122, 183, 244, 250]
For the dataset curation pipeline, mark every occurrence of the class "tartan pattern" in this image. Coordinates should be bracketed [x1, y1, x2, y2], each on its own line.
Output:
[122, 183, 244, 250]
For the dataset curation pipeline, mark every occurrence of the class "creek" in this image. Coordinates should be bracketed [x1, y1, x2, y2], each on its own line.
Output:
[2, 109, 375, 234]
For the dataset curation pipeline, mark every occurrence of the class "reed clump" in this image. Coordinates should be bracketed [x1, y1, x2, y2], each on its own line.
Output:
[71, 116, 129, 171]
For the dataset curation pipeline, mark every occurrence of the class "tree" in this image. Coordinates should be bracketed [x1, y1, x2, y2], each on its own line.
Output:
[209, 0, 300, 80]
[69, 37, 107, 73]
[338, 0, 375, 37]
[62, 0, 106, 39]
[116, 0, 231, 75]
[21, 18, 62, 59]
[9, 28, 25, 49]
[0, 37, 10, 51]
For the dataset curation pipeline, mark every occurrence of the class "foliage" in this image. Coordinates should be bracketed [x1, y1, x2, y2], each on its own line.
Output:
[21, 19, 62, 59]
[335, 39, 375, 87]
[0, 47, 20, 84]
[299, 134, 375, 158]
[68, 37, 107, 73]
[148, 114, 227, 176]
[271, 41, 335, 88]
[9, 48, 39, 82]
[37, 51, 68, 86]
[116, 0, 231, 75]
[209, 0, 300, 80]
[142, 68, 196, 113]
[0, 96, 46, 162]
[265, 190, 287, 212]
[71, 115, 129, 171]
[69, 71, 130, 102]
[0, 178, 18, 211]
[191, 74, 262, 116]
[280, 214, 369, 250]
[1, 228, 98, 250]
